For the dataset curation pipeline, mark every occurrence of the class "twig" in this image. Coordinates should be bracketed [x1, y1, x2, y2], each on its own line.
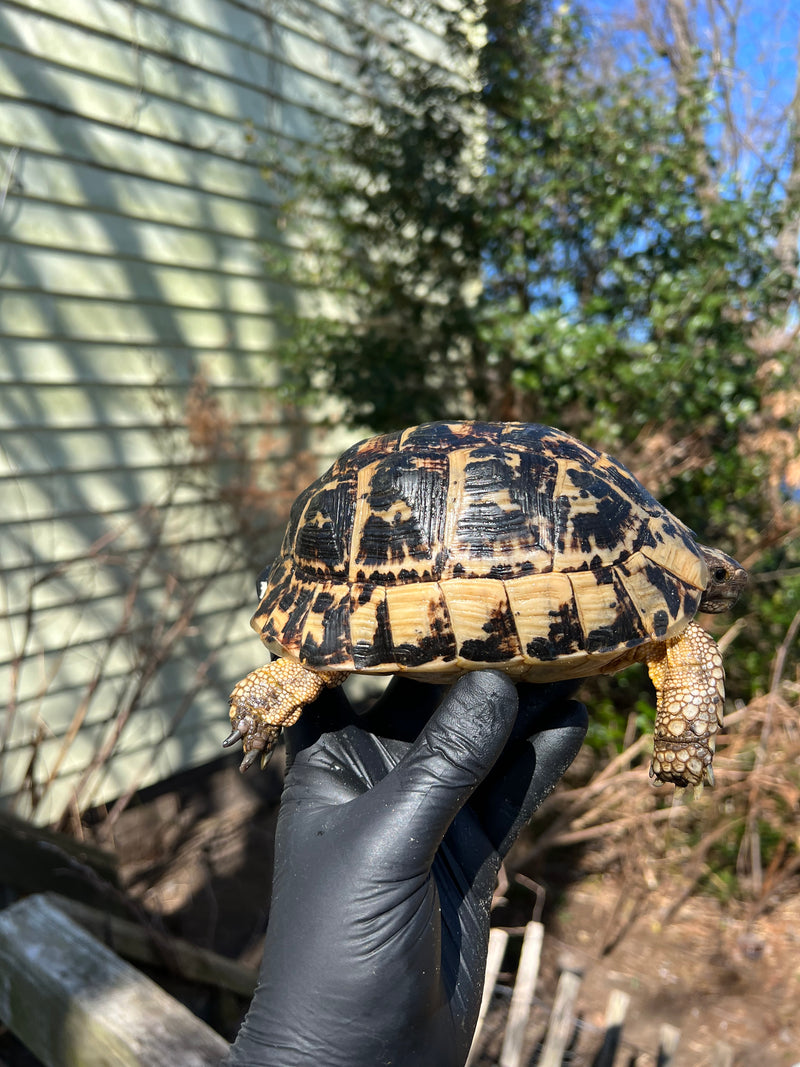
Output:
[739, 608, 800, 898]
[717, 616, 747, 652]
[661, 817, 744, 924]
[544, 803, 693, 850]
[513, 738, 652, 867]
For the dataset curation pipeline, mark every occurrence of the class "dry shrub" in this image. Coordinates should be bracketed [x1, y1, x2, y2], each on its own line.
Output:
[183, 372, 320, 539]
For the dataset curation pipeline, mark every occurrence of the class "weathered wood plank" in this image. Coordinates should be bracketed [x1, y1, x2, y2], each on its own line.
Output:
[538, 969, 582, 1067]
[465, 927, 509, 1067]
[711, 1042, 734, 1067]
[0, 810, 120, 905]
[0, 895, 229, 1065]
[593, 988, 631, 1067]
[656, 1023, 681, 1066]
[499, 920, 545, 1067]
[46, 894, 258, 998]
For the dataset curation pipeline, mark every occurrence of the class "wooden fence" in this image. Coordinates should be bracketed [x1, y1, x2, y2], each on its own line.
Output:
[467, 923, 741, 1067]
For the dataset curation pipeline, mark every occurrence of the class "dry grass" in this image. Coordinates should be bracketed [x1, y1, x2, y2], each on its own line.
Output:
[514, 652, 800, 926]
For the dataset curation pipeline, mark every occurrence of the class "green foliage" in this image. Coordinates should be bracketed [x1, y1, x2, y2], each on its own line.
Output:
[270, 29, 487, 429]
[583, 678, 654, 754]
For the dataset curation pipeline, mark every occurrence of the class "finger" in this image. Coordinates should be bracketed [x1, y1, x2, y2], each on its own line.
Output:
[473, 694, 588, 856]
[356, 675, 449, 740]
[364, 671, 519, 871]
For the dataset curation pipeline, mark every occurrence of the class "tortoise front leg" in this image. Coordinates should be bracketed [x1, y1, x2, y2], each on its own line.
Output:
[225, 658, 347, 772]
[646, 621, 725, 788]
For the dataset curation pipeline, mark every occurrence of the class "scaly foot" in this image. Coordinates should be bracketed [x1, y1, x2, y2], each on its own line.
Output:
[224, 658, 346, 771]
[646, 621, 725, 787]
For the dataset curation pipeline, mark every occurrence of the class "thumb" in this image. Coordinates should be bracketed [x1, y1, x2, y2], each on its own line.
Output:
[366, 671, 519, 869]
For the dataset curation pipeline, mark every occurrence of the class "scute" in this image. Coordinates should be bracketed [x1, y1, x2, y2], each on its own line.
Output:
[351, 452, 449, 582]
[252, 421, 708, 679]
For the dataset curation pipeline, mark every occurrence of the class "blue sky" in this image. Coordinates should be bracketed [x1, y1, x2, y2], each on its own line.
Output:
[585, 1, 798, 141]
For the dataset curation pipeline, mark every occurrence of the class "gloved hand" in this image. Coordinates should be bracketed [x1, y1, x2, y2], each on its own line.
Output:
[224, 670, 588, 1067]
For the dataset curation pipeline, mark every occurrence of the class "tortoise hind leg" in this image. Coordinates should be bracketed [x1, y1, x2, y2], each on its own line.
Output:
[645, 621, 725, 788]
[225, 659, 346, 772]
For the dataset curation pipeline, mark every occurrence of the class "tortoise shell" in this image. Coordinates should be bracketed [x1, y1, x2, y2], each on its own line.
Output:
[251, 421, 708, 684]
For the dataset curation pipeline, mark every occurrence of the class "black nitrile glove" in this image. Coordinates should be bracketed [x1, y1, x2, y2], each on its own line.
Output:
[224, 670, 588, 1067]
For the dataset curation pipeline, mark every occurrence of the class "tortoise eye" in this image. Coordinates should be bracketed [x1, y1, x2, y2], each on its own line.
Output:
[713, 568, 727, 583]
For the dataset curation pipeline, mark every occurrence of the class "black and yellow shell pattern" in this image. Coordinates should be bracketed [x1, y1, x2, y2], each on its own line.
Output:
[252, 422, 708, 682]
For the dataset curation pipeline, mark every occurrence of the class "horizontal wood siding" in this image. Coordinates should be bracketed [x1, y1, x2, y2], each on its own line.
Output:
[0, 0, 456, 824]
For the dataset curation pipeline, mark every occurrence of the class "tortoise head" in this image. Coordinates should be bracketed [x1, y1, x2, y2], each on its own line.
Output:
[698, 546, 748, 613]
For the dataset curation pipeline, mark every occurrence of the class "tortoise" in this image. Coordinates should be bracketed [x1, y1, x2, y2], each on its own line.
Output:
[225, 421, 747, 786]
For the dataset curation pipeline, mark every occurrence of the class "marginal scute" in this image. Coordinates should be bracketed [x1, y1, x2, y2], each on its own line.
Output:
[253, 560, 317, 655]
[384, 582, 457, 666]
[616, 550, 696, 640]
[297, 584, 352, 667]
[349, 583, 391, 668]
[641, 519, 709, 589]
[503, 571, 583, 662]
[440, 577, 520, 664]
[569, 567, 649, 653]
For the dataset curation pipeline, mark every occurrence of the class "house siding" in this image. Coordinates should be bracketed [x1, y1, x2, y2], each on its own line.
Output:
[0, 0, 458, 824]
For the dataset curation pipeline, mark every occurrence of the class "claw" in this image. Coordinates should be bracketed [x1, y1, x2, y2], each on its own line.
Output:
[260, 749, 275, 771]
[222, 727, 244, 748]
[239, 748, 261, 773]
[704, 764, 715, 787]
